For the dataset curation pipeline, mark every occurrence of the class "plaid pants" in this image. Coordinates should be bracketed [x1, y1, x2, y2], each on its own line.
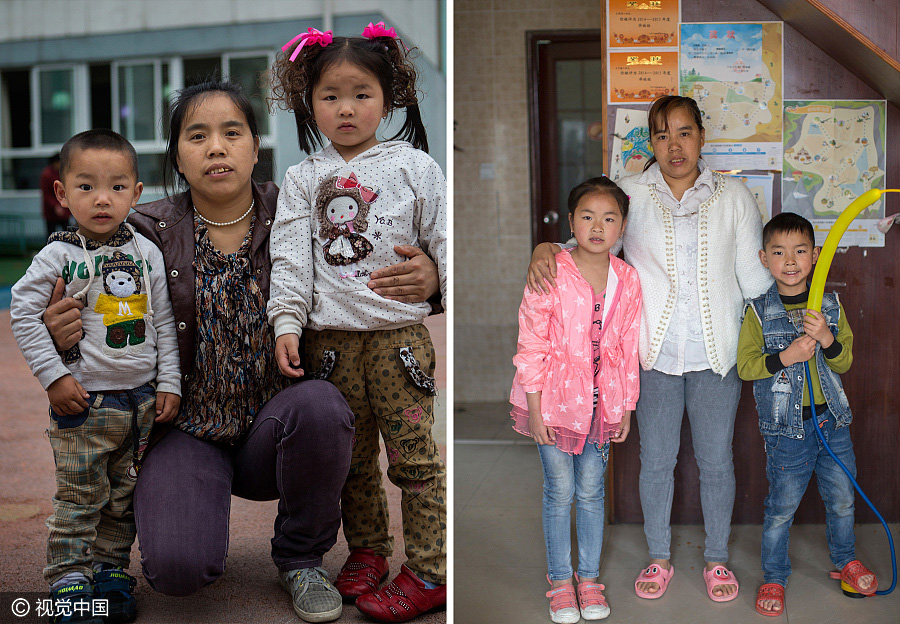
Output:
[305, 325, 447, 583]
[45, 383, 156, 584]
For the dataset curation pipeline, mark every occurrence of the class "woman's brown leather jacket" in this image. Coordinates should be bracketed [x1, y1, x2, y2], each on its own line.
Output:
[128, 180, 280, 393]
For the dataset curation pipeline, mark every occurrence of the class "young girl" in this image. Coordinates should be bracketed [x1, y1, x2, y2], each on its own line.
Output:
[267, 23, 447, 623]
[511, 177, 642, 623]
[528, 96, 772, 604]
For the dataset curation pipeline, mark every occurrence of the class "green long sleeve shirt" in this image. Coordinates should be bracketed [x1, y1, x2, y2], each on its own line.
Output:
[737, 290, 853, 407]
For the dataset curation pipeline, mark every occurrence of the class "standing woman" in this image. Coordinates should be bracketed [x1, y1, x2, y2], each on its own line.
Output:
[43, 80, 440, 624]
[529, 96, 771, 603]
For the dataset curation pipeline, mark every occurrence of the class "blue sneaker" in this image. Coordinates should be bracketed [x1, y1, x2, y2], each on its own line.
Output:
[92, 565, 136, 623]
[49, 581, 104, 624]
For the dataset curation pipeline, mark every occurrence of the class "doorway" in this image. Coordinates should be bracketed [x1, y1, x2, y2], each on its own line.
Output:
[527, 31, 606, 245]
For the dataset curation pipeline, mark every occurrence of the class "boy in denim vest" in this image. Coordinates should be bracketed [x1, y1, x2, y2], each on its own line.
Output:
[736, 212, 876, 616]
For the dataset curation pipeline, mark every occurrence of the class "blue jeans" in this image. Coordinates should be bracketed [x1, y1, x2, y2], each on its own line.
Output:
[538, 441, 609, 580]
[636, 367, 740, 562]
[761, 411, 857, 586]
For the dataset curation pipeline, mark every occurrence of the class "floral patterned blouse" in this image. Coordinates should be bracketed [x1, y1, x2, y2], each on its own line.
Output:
[174, 214, 289, 443]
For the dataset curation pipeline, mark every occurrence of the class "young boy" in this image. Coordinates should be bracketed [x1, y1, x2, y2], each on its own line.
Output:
[737, 212, 876, 617]
[10, 129, 180, 624]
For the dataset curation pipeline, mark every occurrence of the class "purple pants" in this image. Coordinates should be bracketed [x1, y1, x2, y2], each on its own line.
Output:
[133, 380, 354, 596]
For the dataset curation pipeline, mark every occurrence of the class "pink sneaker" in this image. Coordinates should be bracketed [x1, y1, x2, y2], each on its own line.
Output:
[575, 574, 610, 620]
[545, 577, 579, 624]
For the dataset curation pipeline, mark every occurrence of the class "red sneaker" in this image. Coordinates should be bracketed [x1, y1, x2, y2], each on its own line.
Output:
[355, 565, 446, 622]
[334, 548, 389, 600]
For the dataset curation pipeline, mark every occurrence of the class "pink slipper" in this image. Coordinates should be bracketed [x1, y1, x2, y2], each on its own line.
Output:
[634, 563, 674, 599]
[703, 565, 739, 602]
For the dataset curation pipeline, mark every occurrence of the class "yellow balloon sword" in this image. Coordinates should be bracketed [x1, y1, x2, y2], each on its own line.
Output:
[803, 187, 900, 598]
[807, 188, 900, 313]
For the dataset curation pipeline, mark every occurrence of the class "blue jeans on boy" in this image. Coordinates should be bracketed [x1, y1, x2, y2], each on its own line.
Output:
[761, 410, 857, 586]
[636, 367, 741, 563]
[538, 440, 609, 581]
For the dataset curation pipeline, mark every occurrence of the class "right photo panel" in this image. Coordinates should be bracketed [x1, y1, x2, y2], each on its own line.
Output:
[454, 0, 900, 622]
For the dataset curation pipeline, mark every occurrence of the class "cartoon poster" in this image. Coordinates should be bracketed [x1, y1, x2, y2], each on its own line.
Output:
[680, 22, 783, 170]
[608, 51, 679, 105]
[729, 173, 773, 224]
[610, 108, 651, 182]
[608, 0, 680, 49]
[782, 100, 887, 247]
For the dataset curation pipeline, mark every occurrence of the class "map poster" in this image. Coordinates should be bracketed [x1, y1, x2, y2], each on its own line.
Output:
[730, 173, 773, 224]
[610, 108, 651, 182]
[608, 0, 680, 49]
[782, 100, 888, 247]
[680, 22, 783, 170]
[608, 51, 679, 105]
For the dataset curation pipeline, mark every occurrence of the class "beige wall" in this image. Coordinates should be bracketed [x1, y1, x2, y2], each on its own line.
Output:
[454, 0, 604, 401]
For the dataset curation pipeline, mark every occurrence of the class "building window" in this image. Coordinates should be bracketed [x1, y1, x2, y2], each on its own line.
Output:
[183, 56, 220, 86]
[1, 51, 275, 193]
[1, 69, 32, 148]
[226, 55, 270, 136]
[116, 62, 159, 142]
[39, 68, 76, 145]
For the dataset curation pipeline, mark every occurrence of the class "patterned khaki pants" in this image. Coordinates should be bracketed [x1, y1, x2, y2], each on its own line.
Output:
[45, 384, 156, 584]
[305, 325, 447, 583]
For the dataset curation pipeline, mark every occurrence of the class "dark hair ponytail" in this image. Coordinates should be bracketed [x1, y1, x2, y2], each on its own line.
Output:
[391, 101, 428, 153]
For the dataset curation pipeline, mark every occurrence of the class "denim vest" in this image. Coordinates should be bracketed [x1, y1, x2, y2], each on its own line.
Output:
[748, 283, 852, 439]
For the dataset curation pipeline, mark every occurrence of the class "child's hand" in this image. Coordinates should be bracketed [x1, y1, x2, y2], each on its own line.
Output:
[47, 375, 89, 416]
[155, 392, 181, 423]
[275, 333, 304, 378]
[526, 243, 561, 294]
[780, 334, 816, 367]
[802, 309, 835, 348]
[528, 408, 556, 446]
[610, 410, 632, 443]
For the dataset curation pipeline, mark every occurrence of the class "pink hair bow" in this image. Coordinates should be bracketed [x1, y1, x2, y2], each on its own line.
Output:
[336, 173, 379, 203]
[362, 21, 408, 51]
[282, 27, 333, 62]
[362, 21, 396, 39]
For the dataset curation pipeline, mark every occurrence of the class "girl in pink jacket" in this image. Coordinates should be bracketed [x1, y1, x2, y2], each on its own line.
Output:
[510, 176, 642, 623]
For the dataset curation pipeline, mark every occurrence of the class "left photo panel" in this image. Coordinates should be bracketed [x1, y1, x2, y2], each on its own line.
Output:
[0, 2, 448, 623]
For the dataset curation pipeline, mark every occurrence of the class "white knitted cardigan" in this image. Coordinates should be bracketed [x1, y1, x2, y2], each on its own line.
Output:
[618, 171, 773, 376]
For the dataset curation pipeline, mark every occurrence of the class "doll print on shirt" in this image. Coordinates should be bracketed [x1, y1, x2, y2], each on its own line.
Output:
[316, 169, 378, 279]
[94, 251, 149, 356]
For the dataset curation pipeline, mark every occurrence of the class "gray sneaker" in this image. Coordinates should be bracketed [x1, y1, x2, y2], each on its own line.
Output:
[278, 567, 342, 623]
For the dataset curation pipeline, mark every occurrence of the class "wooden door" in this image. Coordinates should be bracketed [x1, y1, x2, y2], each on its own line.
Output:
[528, 31, 606, 245]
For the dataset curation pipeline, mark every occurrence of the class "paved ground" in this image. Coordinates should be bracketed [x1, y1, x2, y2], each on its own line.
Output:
[0, 309, 447, 624]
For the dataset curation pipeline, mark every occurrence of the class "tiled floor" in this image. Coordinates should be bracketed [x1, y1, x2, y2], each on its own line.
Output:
[454, 402, 899, 623]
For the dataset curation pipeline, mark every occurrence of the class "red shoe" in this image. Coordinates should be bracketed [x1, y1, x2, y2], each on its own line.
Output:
[834, 560, 878, 596]
[355, 565, 446, 623]
[334, 548, 389, 600]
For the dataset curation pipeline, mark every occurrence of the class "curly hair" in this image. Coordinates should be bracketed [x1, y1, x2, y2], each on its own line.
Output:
[269, 34, 428, 154]
[315, 175, 372, 237]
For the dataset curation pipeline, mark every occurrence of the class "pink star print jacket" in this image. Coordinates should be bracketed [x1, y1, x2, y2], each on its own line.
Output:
[510, 250, 642, 448]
